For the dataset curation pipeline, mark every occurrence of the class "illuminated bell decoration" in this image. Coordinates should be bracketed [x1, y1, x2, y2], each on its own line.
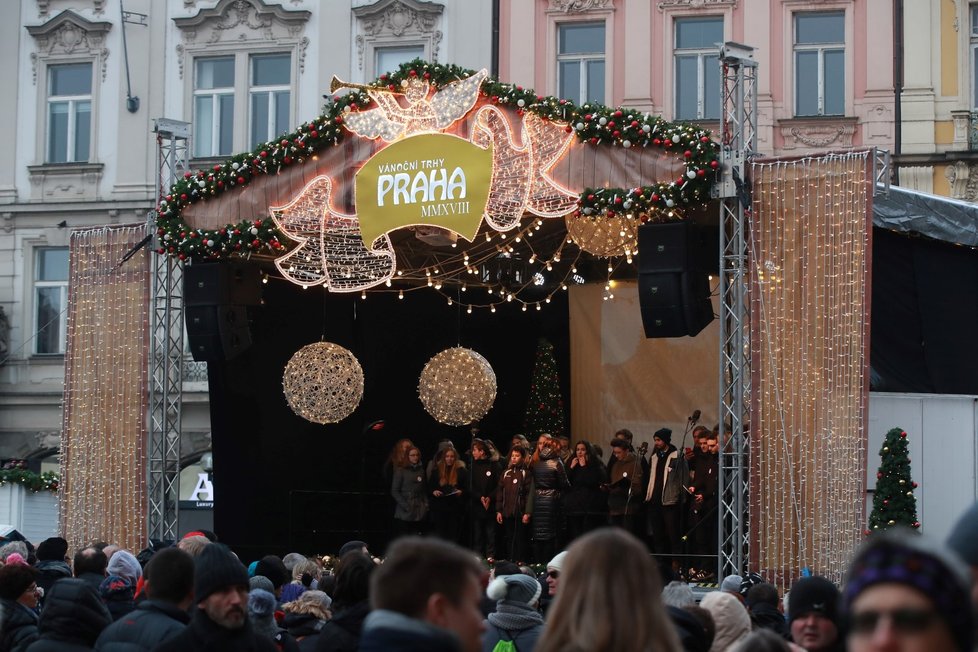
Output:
[418, 347, 496, 426]
[565, 212, 639, 258]
[283, 342, 364, 424]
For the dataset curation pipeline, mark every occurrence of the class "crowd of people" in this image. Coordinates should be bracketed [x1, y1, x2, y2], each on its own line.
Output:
[384, 426, 721, 580]
[0, 503, 976, 652]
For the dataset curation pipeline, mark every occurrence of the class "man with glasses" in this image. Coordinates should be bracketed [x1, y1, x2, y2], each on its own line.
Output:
[0, 562, 40, 649]
[843, 529, 973, 652]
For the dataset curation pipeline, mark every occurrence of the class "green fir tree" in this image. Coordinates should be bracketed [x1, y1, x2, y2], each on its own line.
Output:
[867, 427, 920, 533]
[523, 339, 567, 439]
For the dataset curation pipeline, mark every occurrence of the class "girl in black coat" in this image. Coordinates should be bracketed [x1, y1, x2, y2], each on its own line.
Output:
[564, 440, 608, 542]
[529, 435, 569, 563]
[428, 447, 468, 544]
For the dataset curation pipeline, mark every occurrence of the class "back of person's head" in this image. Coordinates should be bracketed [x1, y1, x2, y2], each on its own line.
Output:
[700, 590, 751, 652]
[74, 546, 108, 576]
[369, 537, 481, 619]
[35, 537, 68, 562]
[0, 563, 37, 600]
[292, 558, 319, 583]
[254, 554, 288, 589]
[284, 589, 332, 620]
[662, 580, 696, 608]
[332, 550, 375, 609]
[177, 535, 210, 557]
[0, 541, 28, 561]
[731, 628, 793, 652]
[145, 547, 194, 604]
[535, 527, 681, 652]
[667, 605, 710, 652]
[746, 582, 780, 610]
[282, 552, 306, 572]
[682, 605, 716, 650]
[338, 540, 369, 559]
[106, 550, 142, 585]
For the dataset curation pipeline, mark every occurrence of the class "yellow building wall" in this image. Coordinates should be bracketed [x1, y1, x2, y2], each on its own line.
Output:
[933, 164, 951, 196]
[941, 1, 957, 96]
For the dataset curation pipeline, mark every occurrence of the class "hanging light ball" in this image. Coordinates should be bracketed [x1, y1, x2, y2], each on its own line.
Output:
[418, 347, 496, 426]
[283, 342, 364, 424]
[565, 212, 639, 257]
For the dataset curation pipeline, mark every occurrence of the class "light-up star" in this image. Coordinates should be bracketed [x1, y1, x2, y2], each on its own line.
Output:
[471, 106, 578, 231]
[269, 176, 395, 291]
[337, 69, 489, 141]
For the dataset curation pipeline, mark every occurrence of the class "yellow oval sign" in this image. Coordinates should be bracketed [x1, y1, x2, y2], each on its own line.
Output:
[355, 133, 492, 247]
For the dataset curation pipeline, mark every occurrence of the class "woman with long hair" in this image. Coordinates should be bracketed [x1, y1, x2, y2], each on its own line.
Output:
[496, 445, 533, 563]
[536, 528, 681, 652]
[428, 446, 468, 543]
[564, 440, 608, 542]
[382, 438, 414, 491]
[529, 434, 569, 563]
[392, 446, 428, 537]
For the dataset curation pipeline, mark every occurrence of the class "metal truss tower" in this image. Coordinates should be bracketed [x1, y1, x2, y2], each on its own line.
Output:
[147, 118, 191, 542]
[715, 43, 757, 580]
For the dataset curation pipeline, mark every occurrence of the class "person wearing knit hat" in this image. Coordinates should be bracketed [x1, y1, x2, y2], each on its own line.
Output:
[787, 576, 842, 652]
[33, 537, 71, 593]
[154, 544, 278, 652]
[947, 501, 978, 606]
[844, 528, 973, 652]
[646, 426, 688, 578]
[249, 574, 275, 593]
[482, 573, 545, 652]
[248, 588, 299, 650]
[254, 554, 289, 597]
[545, 550, 567, 597]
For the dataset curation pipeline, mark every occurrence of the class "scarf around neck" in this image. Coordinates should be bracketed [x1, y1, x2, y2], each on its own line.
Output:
[487, 601, 544, 632]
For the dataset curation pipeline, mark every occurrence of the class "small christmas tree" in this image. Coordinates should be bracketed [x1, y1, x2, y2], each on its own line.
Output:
[867, 427, 920, 533]
[523, 338, 566, 439]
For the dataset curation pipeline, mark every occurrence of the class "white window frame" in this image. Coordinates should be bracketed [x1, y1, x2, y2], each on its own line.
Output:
[793, 11, 846, 117]
[372, 44, 427, 78]
[673, 16, 723, 121]
[46, 63, 93, 163]
[248, 53, 292, 149]
[33, 247, 69, 356]
[556, 21, 606, 105]
[193, 57, 236, 158]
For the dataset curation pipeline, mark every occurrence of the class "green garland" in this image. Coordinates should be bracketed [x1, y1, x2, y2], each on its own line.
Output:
[156, 59, 719, 261]
[0, 469, 60, 494]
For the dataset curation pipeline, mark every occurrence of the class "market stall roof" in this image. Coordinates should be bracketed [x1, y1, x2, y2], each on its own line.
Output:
[873, 184, 978, 247]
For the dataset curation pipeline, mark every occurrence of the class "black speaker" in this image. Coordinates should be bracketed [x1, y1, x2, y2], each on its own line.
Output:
[184, 262, 259, 361]
[638, 222, 714, 338]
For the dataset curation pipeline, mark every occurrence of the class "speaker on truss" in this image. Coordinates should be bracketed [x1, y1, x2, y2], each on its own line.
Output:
[638, 221, 714, 338]
[184, 262, 261, 361]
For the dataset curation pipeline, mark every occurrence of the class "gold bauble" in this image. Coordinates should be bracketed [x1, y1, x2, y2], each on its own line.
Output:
[282, 342, 364, 424]
[565, 212, 639, 258]
[418, 347, 496, 426]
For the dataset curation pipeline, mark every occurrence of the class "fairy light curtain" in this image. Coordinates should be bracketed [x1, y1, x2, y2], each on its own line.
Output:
[749, 151, 873, 587]
[61, 225, 150, 554]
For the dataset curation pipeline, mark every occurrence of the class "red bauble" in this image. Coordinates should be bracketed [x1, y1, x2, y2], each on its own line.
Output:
[310, 130, 318, 138]
[912, 522, 920, 528]
[334, 116, 343, 124]
[684, 150, 692, 158]
[180, 193, 188, 201]
[183, 172, 192, 179]
[900, 431, 907, 438]
[587, 194, 595, 201]
[260, 151, 268, 158]
[254, 220, 263, 227]
[564, 126, 572, 133]
[589, 138, 598, 145]
[710, 160, 720, 169]
[237, 176, 245, 184]
[877, 472, 884, 479]
[912, 482, 918, 488]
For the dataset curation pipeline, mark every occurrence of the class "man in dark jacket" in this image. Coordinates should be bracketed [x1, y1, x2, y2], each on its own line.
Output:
[74, 547, 109, 594]
[746, 582, 789, 639]
[32, 537, 71, 593]
[26, 577, 112, 651]
[360, 537, 485, 652]
[153, 544, 277, 652]
[95, 547, 194, 651]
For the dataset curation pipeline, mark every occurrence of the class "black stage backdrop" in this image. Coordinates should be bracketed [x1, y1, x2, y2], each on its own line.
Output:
[871, 226, 978, 394]
[207, 279, 569, 560]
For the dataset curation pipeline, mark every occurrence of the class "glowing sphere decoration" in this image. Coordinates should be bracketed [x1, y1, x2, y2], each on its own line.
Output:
[418, 347, 497, 426]
[283, 342, 364, 424]
[565, 212, 639, 258]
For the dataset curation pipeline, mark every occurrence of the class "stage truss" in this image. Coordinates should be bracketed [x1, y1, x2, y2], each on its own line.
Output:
[147, 119, 190, 542]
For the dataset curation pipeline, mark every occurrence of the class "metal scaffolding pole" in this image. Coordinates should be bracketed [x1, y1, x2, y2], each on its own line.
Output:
[715, 43, 757, 579]
[147, 118, 191, 542]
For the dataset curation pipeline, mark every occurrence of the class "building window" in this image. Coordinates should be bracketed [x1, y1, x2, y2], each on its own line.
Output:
[557, 22, 605, 105]
[47, 63, 92, 163]
[794, 12, 845, 117]
[249, 53, 291, 149]
[375, 45, 425, 76]
[193, 57, 235, 158]
[971, 5, 978, 108]
[674, 16, 723, 121]
[34, 248, 69, 355]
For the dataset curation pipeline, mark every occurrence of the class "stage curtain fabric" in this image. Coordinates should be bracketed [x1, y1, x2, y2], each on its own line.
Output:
[569, 283, 719, 450]
[61, 225, 150, 554]
[749, 151, 873, 587]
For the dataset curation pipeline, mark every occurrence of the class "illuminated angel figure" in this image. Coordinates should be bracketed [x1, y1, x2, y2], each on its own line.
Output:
[332, 69, 489, 142]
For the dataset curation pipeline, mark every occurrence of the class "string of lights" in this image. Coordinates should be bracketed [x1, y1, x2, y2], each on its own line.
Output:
[749, 151, 871, 588]
[61, 225, 149, 554]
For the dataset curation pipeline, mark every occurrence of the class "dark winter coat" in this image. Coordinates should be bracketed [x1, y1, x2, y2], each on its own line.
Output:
[281, 612, 324, 651]
[32, 561, 71, 593]
[26, 578, 112, 652]
[529, 448, 569, 540]
[94, 599, 190, 651]
[564, 460, 607, 516]
[391, 463, 428, 522]
[468, 459, 500, 520]
[496, 466, 532, 519]
[749, 603, 790, 640]
[0, 598, 40, 652]
[428, 466, 468, 514]
[313, 600, 370, 652]
[690, 451, 719, 504]
[151, 609, 278, 652]
[99, 577, 137, 622]
[606, 452, 644, 515]
[359, 610, 460, 652]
